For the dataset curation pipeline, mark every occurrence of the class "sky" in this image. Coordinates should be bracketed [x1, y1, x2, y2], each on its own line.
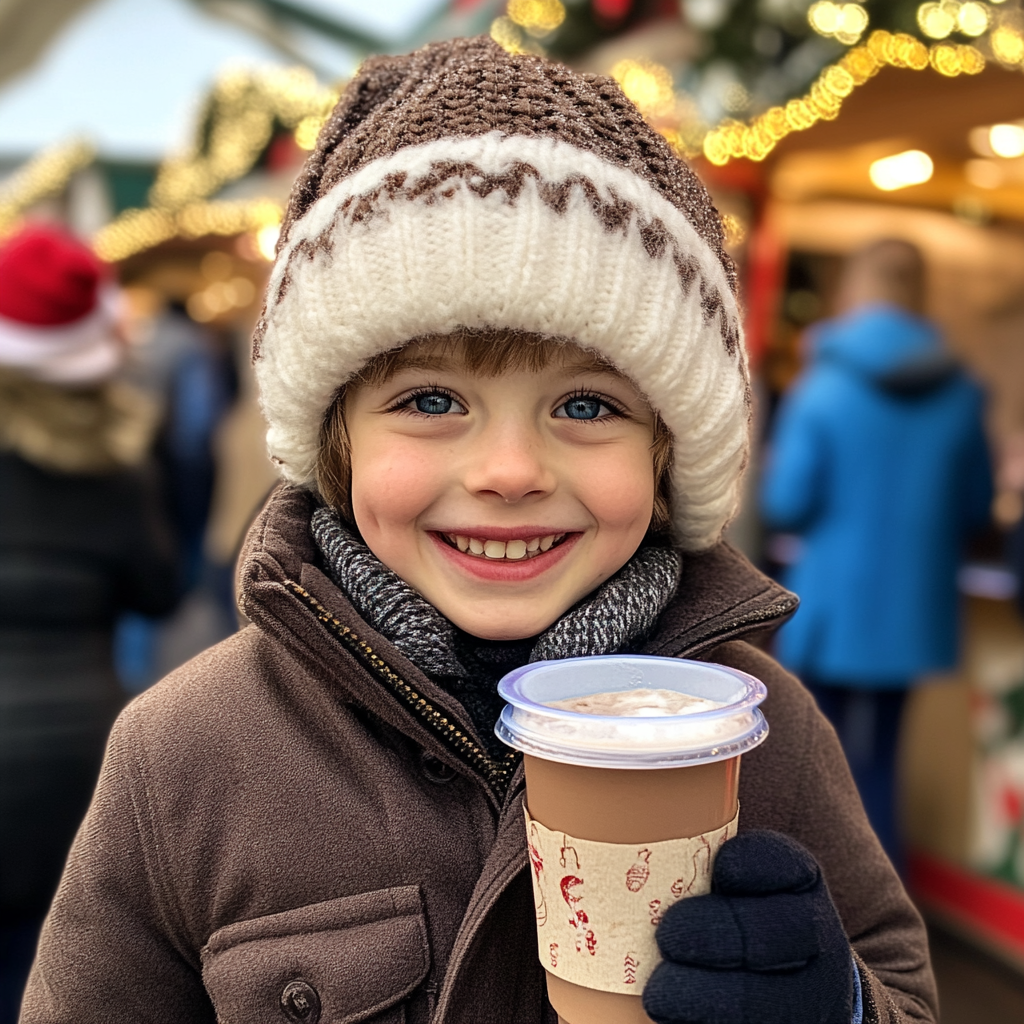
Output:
[0, 0, 443, 160]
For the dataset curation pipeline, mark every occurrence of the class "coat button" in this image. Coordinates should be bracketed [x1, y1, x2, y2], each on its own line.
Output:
[280, 980, 321, 1023]
[420, 753, 457, 783]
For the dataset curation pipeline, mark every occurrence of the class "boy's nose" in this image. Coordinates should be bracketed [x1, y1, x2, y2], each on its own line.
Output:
[462, 430, 556, 504]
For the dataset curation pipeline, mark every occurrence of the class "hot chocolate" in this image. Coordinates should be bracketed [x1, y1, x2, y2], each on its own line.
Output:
[545, 687, 721, 717]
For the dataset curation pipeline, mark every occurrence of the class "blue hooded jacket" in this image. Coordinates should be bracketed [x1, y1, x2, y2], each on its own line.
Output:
[761, 304, 992, 686]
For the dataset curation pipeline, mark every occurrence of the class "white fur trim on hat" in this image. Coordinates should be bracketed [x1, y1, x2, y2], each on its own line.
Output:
[255, 132, 748, 550]
[0, 288, 123, 385]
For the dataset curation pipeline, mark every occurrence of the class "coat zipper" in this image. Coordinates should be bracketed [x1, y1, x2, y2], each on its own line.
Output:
[285, 582, 519, 791]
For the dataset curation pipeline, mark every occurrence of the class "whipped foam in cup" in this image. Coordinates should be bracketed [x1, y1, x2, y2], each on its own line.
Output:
[496, 655, 767, 768]
[546, 687, 722, 717]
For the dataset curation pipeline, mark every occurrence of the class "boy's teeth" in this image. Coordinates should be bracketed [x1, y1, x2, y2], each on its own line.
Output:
[484, 540, 506, 559]
[446, 532, 567, 559]
[505, 539, 528, 560]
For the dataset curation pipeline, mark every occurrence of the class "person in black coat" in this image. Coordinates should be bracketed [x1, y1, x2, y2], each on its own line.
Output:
[0, 225, 179, 1022]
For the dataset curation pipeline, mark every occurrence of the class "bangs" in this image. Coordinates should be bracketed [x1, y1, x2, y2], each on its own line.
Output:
[351, 329, 615, 390]
[317, 327, 674, 535]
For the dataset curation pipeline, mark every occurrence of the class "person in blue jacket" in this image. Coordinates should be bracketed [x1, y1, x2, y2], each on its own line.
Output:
[761, 239, 993, 867]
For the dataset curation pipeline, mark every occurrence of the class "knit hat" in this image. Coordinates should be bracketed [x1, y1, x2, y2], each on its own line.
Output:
[0, 224, 123, 386]
[255, 36, 748, 550]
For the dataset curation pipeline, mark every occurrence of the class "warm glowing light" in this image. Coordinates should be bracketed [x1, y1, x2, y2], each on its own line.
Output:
[957, 1, 990, 35]
[507, 0, 565, 35]
[148, 67, 337, 212]
[610, 59, 676, 118]
[869, 150, 934, 191]
[720, 213, 747, 247]
[809, 1, 868, 44]
[917, 1, 956, 39]
[294, 115, 325, 150]
[990, 123, 1024, 157]
[257, 224, 280, 261]
[965, 159, 1004, 188]
[0, 140, 95, 236]
[992, 24, 1024, 64]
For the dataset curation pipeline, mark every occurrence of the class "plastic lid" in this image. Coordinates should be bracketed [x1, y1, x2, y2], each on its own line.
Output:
[495, 655, 768, 769]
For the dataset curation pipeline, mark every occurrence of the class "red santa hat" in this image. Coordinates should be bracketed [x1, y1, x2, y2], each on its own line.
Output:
[0, 224, 123, 385]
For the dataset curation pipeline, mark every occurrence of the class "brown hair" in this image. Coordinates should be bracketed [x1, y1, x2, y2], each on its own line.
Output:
[838, 238, 926, 315]
[316, 329, 674, 534]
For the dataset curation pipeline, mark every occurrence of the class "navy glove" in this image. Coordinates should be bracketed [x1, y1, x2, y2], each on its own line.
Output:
[643, 830, 854, 1024]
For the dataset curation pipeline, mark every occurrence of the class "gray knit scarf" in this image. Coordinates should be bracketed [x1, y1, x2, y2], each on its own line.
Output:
[311, 506, 682, 677]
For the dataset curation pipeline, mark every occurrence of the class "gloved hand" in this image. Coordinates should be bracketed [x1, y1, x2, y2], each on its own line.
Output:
[643, 830, 855, 1024]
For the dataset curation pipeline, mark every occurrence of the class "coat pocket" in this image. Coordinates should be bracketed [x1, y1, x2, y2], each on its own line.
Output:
[201, 885, 430, 1024]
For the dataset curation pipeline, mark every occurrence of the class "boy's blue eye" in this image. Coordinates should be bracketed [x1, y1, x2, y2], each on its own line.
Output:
[414, 393, 454, 415]
[557, 397, 606, 420]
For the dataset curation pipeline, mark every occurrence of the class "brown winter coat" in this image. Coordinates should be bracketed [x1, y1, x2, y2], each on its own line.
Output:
[21, 487, 937, 1024]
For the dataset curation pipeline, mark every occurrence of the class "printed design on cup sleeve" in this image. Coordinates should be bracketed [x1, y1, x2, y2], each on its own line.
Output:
[626, 849, 652, 892]
[624, 952, 639, 986]
[523, 807, 739, 995]
[560, 874, 597, 955]
[528, 821, 548, 927]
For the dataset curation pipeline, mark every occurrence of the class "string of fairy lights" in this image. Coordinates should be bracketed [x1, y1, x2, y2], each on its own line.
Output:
[700, 31, 987, 166]
[3, 1, 1021, 258]
[0, 140, 95, 237]
[91, 67, 338, 262]
[494, 0, 1024, 167]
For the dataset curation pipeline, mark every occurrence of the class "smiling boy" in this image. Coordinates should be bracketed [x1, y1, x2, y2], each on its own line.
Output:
[22, 37, 936, 1024]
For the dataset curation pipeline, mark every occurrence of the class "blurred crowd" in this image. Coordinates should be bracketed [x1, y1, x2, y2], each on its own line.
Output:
[0, 222, 274, 1021]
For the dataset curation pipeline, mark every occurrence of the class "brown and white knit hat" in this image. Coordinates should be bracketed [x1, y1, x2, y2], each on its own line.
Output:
[255, 35, 748, 551]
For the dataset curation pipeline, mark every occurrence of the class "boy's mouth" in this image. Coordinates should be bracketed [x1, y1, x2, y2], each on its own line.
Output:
[437, 532, 569, 561]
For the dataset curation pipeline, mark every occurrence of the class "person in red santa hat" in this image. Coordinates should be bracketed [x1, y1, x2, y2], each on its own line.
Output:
[0, 224, 180, 1024]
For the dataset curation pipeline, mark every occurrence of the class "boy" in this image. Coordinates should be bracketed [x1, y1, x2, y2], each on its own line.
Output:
[21, 37, 936, 1024]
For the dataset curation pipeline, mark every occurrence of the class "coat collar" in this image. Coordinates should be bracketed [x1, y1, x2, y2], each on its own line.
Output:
[240, 485, 796, 653]
[236, 485, 797, 783]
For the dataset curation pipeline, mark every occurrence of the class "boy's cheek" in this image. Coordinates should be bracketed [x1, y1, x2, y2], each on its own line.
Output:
[570, 453, 656, 531]
[351, 445, 445, 531]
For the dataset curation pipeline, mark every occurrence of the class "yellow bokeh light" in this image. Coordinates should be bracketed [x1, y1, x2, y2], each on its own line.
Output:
[720, 213, 747, 247]
[507, 0, 566, 35]
[957, 1, 990, 35]
[490, 16, 526, 54]
[809, 1, 841, 34]
[0, 139, 95, 237]
[610, 59, 676, 119]
[959, 44, 986, 73]
[839, 3, 869, 37]
[990, 123, 1024, 158]
[256, 224, 280, 261]
[869, 149, 934, 191]
[294, 115, 326, 151]
[809, 1, 868, 43]
[917, 2, 956, 39]
[991, 24, 1024, 64]
[930, 43, 963, 74]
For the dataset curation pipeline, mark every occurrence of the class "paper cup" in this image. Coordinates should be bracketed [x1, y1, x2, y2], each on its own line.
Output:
[496, 655, 768, 1024]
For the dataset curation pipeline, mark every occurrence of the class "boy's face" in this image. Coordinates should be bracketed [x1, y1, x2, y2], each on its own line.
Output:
[345, 340, 657, 640]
